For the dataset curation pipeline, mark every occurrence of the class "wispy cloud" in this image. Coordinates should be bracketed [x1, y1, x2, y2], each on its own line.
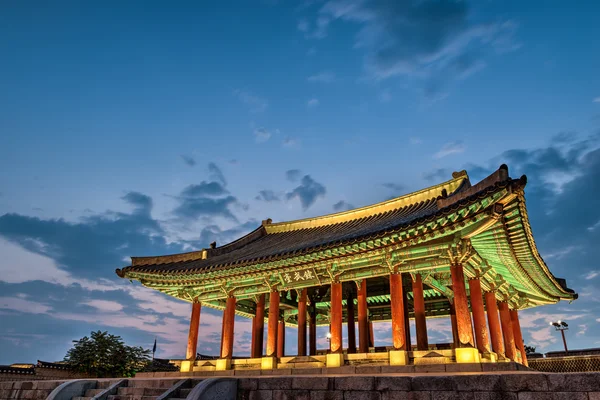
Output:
[286, 175, 327, 210]
[253, 127, 279, 143]
[584, 271, 600, 280]
[593, 97, 600, 103]
[433, 141, 466, 159]
[180, 155, 196, 167]
[307, 71, 335, 83]
[332, 200, 354, 211]
[307, 98, 320, 108]
[233, 89, 268, 113]
[283, 136, 300, 148]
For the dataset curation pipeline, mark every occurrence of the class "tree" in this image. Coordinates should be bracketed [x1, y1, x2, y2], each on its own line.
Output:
[64, 331, 151, 377]
[524, 344, 536, 354]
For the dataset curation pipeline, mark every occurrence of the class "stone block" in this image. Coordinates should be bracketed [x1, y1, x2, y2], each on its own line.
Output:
[238, 378, 259, 391]
[547, 373, 600, 392]
[473, 393, 517, 400]
[180, 360, 193, 372]
[235, 370, 261, 376]
[430, 391, 474, 400]
[215, 358, 232, 371]
[389, 350, 409, 366]
[272, 390, 310, 400]
[455, 348, 480, 364]
[445, 363, 482, 373]
[262, 357, 277, 370]
[292, 377, 330, 390]
[322, 366, 355, 375]
[356, 366, 382, 374]
[258, 377, 293, 390]
[376, 376, 412, 391]
[589, 393, 600, 400]
[249, 390, 273, 400]
[326, 353, 344, 368]
[266, 369, 291, 376]
[0, 382, 14, 390]
[551, 393, 588, 400]
[412, 376, 457, 392]
[292, 368, 321, 375]
[500, 374, 548, 392]
[310, 391, 343, 400]
[415, 364, 446, 373]
[381, 365, 416, 374]
[454, 374, 502, 392]
[335, 376, 375, 391]
[35, 381, 61, 390]
[382, 392, 432, 400]
[516, 394, 547, 400]
[343, 391, 381, 400]
[19, 382, 34, 391]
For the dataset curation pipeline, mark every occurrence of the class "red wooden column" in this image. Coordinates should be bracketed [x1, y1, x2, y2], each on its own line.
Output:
[389, 273, 407, 350]
[450, 263, 475, 347]
[220, 296, 236, 359]
[309, 304, 317, 355]
[484, 291, 505, 358]
[277, 319, 285, 358]
[357, 280, 369, 353]
[252, 294, 265, 358]
[510, 309, 528, 366]
[469, 277, 491, 355]
[297, 289, 307, 356]
[498, 301, 517, 361]
[449, 302, 459, 348]
[330, 281, 343, 354]
[266, 290, 280, 357]
[369, 321, 375, 347]
[347, 290, 357, 354]
[412, 274, 428, 351]
[186, 301, 201, 360]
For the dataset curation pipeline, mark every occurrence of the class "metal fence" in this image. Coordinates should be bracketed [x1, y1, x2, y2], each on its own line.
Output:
[528, 355, 600, 373]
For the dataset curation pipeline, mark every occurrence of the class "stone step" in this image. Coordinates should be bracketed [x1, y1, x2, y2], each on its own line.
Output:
[107, 396, 157, 400]
[128, 379, 181, 388]
[97, 380, 122, 389]
[85, 388, 107, 397]
[73, 397, 93, 400]
[117, 387, 166, 396]
[178, 388, 192, 397]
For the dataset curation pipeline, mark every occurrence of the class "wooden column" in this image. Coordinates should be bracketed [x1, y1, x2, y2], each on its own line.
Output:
[498, 301, 517, 361]
[252, 294, 265, 358]
[469, 277, 491, 354]
[277, 319, 285, 358]
[220, 296, 236, 359]
[266, 290, 280, 357]
[297, 289, 307, 356]
[369, 321, 375, 347]
[510, 309, 528, 366]
[347, 290, 356, 354]
[412, 274, 428, 350]
[450, 263, 474, 347]
[389, 273, 407, 350]
[357, 280, 369, 353]
[330, 281, 343, 354]
[402, 279, 411, 349]
[484, 291, 505, 357]
[186, 301, 201, 360]
[449, 302, 459, 348]
[309, 303, 317, 355]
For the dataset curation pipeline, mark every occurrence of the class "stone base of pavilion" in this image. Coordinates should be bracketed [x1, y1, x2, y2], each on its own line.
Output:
[140, 349, 528, 378]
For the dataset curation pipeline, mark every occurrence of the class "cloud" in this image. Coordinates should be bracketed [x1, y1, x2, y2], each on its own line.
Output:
[307, 0, 518, 97]
[378, 89, 392, 103]
[382, 182, 405, 193]
[0, 296, 52, 314]
[422, 168, 449, 182]
[286, 175, 327, 210]
[584, 271, 600, 280]
[180, 155, 196, 167]
[593, 97, 600, 103]
[255, 190, 281, 202]
[82, 299, 124, 312]
[233, 89, 268, 113]
[208, 162, 227, 186]
[297, 18, 309, 32]
[188, 220, 259, 250]
[254, 127, 279, 143]
[180, 182, 228, 198]
[173, 195, 238, 223]
[333, 200, 354, 211]
[307, 71, 336, 83]
[285, 169, 302, 182]
[433, 141, 466, 159]
[307, 98, 320, 108]
[122, 192, 153, 215]
[283, 137, 300, 148]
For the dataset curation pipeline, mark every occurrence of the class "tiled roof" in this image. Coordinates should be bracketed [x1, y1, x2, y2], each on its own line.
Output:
[117, 170, 474, 276]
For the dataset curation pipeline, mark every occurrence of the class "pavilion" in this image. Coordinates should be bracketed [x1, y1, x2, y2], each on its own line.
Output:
[116, 165, 577, 372]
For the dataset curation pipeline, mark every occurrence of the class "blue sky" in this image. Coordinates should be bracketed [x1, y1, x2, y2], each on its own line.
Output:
[1, 0, 600, 364]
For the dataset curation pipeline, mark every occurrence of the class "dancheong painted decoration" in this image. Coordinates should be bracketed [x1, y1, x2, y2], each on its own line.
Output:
[116, 165, 576, 371]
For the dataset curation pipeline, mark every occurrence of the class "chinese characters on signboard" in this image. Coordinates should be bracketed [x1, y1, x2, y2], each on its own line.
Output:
[279, 268, 319, 287]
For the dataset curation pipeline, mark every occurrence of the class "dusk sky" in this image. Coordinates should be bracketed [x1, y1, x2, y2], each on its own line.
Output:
[1, 0, 600, 364]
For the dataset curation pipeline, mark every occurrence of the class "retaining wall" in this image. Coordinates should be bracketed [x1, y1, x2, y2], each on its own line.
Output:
[0, 380, 65, 400]
[236, 372, 600, 400]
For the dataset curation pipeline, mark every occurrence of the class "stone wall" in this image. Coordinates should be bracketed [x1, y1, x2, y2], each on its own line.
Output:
[0, 380, 65, 400]
[237, 373, 600, 400]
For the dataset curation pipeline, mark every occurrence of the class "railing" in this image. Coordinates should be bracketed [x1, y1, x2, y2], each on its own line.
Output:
[528, 355, 600, 373]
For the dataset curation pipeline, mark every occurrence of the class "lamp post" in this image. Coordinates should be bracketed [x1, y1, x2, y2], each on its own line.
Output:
[550, 320, 569, 354]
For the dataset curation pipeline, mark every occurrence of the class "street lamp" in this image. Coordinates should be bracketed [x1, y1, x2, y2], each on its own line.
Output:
[549, 320, 569, 354]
